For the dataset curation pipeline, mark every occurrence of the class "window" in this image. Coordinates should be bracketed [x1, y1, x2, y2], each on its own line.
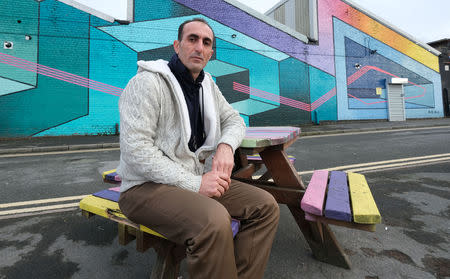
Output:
[264, 0, 318, 41]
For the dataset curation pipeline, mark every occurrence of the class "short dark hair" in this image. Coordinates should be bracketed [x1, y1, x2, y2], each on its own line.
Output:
[177, 18, 215, 46]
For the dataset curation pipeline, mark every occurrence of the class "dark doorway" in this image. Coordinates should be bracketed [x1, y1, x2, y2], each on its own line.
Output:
[444, 88, 450, 117]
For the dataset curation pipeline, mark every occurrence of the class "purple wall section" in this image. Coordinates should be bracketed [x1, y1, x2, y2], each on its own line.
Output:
[174, 0, 335, 75]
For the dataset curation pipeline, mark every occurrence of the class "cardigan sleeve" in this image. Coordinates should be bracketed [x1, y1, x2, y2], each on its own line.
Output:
[210, 78, 246, 153]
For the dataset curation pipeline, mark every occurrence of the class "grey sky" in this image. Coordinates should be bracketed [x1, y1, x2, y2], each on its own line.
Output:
[76, 0, 449, 43]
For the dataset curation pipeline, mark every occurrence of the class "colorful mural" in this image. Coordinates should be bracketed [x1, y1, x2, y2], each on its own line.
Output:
[0, 0, 443, 137]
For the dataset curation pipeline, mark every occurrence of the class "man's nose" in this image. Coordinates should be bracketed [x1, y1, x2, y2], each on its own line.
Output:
[194, 40, 203, 52]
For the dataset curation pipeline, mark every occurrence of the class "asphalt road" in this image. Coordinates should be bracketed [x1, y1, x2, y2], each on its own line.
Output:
[0, 127, 449, 278]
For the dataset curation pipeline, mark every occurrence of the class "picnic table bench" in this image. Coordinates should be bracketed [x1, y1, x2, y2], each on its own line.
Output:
[80, 126, 381, 277]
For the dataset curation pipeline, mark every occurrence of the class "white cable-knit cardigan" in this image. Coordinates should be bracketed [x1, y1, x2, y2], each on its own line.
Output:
[117, 60, 246, 193]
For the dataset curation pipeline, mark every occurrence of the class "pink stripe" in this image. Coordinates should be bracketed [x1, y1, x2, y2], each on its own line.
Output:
[0, 58, 121, 96]
[0, 53, 124, 92]
[347, 93, 387, 105]
[234, 84, 311, 111]
[233, 83, 311, 109]
[1, 59, 121, 96]
[1, 55, 123, 94]
[0, 54, 123, 95]
[4, 56, 120, 92]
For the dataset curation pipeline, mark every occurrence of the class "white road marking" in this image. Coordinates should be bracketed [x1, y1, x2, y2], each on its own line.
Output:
[0, 195, 87, 209]
[302, 126, 450, 138]
[297, 153, 450, 175]
[0, 207, 77, 220]
[0, 147, 119, 158]
[345, 157, 450, 173]
[0, 202, 80, 216]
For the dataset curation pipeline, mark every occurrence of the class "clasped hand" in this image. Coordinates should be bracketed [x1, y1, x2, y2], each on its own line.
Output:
[199, 143, 234, 198]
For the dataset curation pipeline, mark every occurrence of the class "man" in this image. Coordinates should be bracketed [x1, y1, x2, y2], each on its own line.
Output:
[117, 18, 279, 279]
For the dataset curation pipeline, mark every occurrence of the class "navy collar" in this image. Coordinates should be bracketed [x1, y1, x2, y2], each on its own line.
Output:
[168, 54, 205, 85]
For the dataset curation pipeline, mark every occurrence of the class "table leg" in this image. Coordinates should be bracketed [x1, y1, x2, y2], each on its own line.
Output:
[288, 205, 351, 269]
[259, 149, 305, 188]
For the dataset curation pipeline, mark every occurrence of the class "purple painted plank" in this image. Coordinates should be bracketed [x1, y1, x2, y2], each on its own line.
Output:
[231, 219, 240, 238]
[105, 172, 121, 182]
[93, 189, 120, 202]
[324, 171, 352, 222]
[301, 170, 329, 216]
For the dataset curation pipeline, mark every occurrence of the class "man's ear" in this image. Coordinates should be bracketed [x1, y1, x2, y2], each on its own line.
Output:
[173, 40, 179, 54]
[208, 49, 214, 60]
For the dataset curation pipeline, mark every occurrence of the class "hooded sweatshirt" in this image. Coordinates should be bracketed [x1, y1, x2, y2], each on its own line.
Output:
[117, 60, 246, 193]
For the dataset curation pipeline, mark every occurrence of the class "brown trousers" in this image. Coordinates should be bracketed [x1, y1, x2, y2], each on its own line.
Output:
[118, 179, 280, 279]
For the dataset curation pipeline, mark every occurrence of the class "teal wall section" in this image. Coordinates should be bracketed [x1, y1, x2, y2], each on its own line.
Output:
[37, 26, 137, 136]
[0, 0, 89, 137]
[0, 0, 38, 90]
[215, 38, 280, 106]
[309, 66, 337, 122]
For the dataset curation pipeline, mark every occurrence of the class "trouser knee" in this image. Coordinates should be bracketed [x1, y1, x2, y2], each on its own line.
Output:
[260, 192, 280, 221]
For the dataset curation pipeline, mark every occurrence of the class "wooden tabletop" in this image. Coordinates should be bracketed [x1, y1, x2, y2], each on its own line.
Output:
[240, 127, 301, 148]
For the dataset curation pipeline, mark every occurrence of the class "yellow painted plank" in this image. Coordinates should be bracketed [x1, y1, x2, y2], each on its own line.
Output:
[79, 195, 165, 238]
[347, 172, 381, 224]
[102, 169, 117, 179]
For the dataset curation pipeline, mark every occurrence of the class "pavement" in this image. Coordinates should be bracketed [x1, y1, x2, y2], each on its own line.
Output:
[1, 118, 449, 155]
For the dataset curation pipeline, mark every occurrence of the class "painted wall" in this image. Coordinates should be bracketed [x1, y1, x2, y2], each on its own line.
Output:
[0, 0, 443, 137]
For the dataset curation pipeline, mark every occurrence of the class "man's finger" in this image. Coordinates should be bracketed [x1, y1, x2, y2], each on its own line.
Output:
[220, 180, 230, 191]
[217, 185, 225, 195]
[213, 190, 221, 198]
[218, 172, 231, 184]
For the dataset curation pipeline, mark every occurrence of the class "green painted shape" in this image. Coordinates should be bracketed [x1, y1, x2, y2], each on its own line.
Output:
[0, 77, 34, 96]
[309, 66, 337, 121]
[205, 60, 246, 77]
[0, 0, 39, 86]
[231, 99, 277, 116]
[240, 138, 272, 148]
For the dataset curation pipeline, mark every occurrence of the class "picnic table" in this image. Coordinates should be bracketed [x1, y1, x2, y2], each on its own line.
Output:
[81, 126, 381, 274]
[232, 126, 359, 269]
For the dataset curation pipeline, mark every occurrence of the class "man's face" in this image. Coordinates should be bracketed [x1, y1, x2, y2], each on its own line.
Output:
[173, 21, 214, 79]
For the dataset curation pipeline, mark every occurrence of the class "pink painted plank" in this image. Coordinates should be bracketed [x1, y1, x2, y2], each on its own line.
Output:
[300, 170, 329, 216]
[108, 187, 120, 192]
